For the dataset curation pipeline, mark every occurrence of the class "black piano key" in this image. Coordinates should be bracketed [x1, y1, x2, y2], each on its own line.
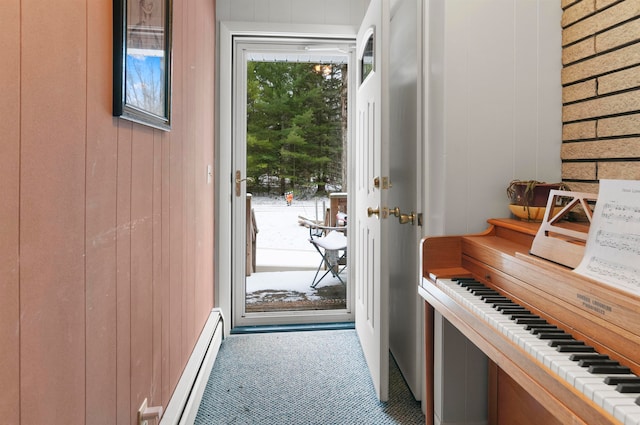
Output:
[548, 340, 585, 347]
[465, 284, 491, 289]
[589, 365, 632, 374]
[570, 353, 609, 361]
[485, 298, 514, 304]
[458, 283, 482, 287]
[538, 333, 573, 340]
[500, 309, 531, 316]
[492, 302, 517, 308]
[475, 291, 498, 296]
[470, 289, 499, 296]
[530, 328, 563, 335]
[495, 303, 524, 308]
[498, 309, 540, 320]
[453, 277, 479, 283]
[460, 284, 486, 289]
[616, 383, 640, 393]
[605, 376, 640, 385]
[495, 305, 528, 312]
[482, 296, 511, 302]
[525, 324, 558, 331]
[510, 313, 540, 320]
[556, 345, 596, 353]
[515, 318, 548, 325]
[577, 359, 619, 367]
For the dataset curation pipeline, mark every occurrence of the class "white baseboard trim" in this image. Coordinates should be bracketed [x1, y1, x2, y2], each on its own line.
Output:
[161, 308, 224, 425]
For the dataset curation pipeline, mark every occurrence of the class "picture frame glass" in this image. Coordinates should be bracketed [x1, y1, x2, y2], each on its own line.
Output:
[126, 0, 166, 116]
[114, 0, 172, 130]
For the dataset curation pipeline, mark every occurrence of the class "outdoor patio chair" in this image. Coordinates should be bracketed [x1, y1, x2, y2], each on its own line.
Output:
[298, 216, 347, 288]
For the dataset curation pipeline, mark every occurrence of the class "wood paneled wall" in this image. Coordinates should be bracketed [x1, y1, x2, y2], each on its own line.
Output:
[0, 0, 216, 424]
[561, 0, 640, 193]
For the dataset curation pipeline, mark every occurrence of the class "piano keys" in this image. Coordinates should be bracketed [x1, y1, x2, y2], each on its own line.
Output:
[443, 277, 640, 422]
[419, 218, 640, 425]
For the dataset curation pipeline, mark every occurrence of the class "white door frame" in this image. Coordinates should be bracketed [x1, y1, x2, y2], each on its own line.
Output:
[216, 22, 358, 333]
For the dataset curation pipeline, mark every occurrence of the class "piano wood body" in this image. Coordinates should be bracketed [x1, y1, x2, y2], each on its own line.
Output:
[419, 218, 640, 425]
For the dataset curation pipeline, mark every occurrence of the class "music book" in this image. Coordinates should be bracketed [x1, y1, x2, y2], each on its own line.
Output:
[574, 179, 640, 294]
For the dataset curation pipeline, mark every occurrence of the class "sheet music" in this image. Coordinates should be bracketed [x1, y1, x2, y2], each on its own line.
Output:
[574, 179, 640, 294]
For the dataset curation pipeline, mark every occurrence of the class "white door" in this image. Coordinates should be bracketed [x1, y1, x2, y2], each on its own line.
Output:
[354, 0, 390, 402]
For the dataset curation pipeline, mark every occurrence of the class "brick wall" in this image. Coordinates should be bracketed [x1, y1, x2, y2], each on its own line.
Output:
[561, 0, 640, 193]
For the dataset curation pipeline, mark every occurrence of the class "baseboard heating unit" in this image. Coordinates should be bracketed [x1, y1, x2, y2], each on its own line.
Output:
[161, 308, 224, 424]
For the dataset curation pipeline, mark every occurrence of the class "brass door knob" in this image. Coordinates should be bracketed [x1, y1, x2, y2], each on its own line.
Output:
[390, 206, 417, 225]
[399, 212, 416, 225]
[367, 206, 380, 217]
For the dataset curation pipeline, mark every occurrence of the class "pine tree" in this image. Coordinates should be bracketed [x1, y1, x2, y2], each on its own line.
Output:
[246, 61, 346, 196]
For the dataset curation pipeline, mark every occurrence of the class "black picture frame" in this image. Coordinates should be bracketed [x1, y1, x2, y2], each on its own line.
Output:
[113, 0, 173, 131]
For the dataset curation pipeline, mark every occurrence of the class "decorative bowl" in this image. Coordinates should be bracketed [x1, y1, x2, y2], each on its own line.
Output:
[508, 204, 560, 222]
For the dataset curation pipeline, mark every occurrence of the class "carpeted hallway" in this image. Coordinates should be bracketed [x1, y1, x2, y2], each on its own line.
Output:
[195, 329, 424, 424]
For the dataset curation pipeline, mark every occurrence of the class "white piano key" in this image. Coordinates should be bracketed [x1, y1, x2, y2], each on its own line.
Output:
[523, 339, 553, 359]
[574, 376, 609, 394]
[559, 364, 593, 386]
[616, 405, 640, 425]
[549, 358, 582, 380]
[542, 353, 572, 372]
[607, 398, 640, 424]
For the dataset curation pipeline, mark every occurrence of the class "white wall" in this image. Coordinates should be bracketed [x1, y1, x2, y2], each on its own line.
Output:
[217, 0, 563, 236]
[425, 1, 563, 422]
[216, 0, 369, 27]
[427, 0, 563, 235]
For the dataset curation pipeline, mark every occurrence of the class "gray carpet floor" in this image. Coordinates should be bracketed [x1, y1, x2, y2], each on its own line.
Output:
[195, 329, 424, 424]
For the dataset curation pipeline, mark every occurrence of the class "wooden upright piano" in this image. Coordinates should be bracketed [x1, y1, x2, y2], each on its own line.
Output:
[419, 218, 640, 425]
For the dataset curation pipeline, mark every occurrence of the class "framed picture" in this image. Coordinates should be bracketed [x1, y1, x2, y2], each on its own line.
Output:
[113, 0, 173, 131]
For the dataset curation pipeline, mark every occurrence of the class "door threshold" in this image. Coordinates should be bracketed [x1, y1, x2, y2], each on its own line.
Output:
[230, 322, 355, 335]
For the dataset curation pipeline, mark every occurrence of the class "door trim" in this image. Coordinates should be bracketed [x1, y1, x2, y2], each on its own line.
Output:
[217, 22, 358, 334]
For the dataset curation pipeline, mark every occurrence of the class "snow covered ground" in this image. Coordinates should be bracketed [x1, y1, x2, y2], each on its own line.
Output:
[247, 195, 346, 301]
[251, 195, 330, 271]
[246, 270, 344, 304]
